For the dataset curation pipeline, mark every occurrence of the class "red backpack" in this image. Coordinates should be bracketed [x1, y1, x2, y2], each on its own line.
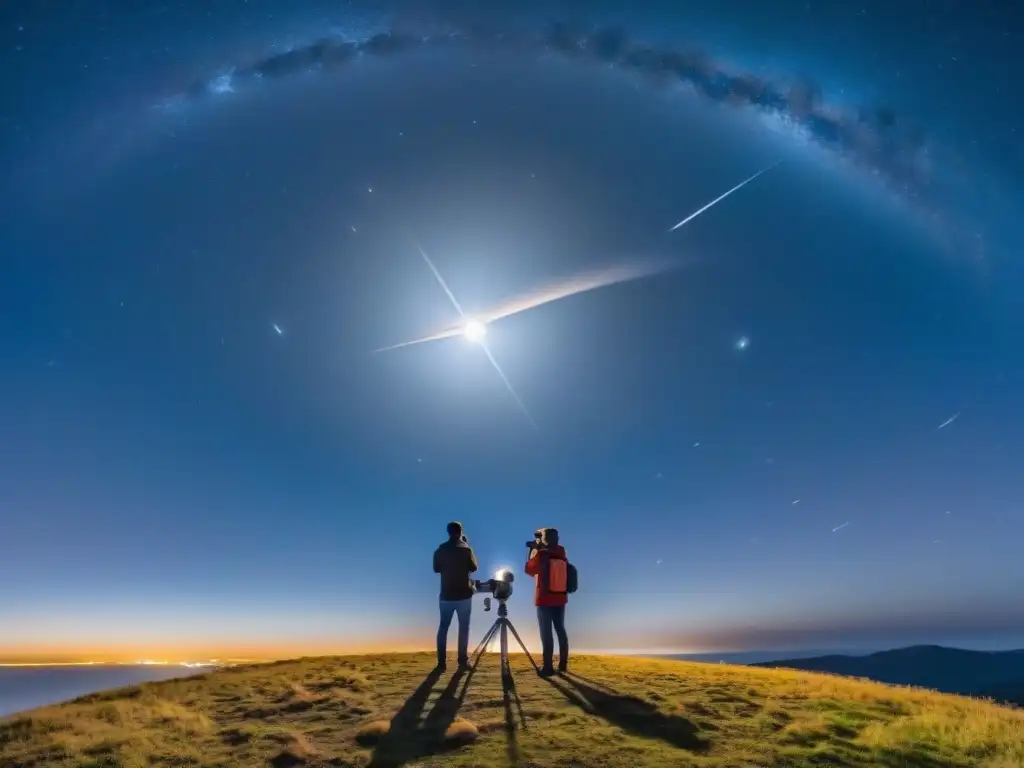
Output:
[545, 555, 578, 595]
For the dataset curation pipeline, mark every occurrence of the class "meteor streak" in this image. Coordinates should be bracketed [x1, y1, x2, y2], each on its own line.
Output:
[668, 160, 782, 232]
[481, 259, 673, 324]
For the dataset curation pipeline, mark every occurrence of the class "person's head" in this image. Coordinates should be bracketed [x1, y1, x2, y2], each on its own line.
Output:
[541, 527, 560, 546]
[446, 521, 463, 541]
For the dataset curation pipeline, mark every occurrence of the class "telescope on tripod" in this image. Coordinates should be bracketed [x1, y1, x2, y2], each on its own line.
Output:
[472, 569, 538, 676]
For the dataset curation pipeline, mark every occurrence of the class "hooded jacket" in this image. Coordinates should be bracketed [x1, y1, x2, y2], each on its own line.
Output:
[525, 544, 569, 608]
[433, 537, 479, 601]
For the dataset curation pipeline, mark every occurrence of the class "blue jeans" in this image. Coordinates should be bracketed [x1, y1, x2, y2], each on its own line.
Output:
[537, 605, 569, 670]
[437, 598, 472, 665]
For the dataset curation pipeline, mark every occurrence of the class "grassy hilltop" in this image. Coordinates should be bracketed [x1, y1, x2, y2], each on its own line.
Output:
[2, 652, 1023, 768]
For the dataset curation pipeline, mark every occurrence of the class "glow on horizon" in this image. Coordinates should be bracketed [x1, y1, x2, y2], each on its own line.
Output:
[0, 660, 223, 668]
[0, 644, 708, 666]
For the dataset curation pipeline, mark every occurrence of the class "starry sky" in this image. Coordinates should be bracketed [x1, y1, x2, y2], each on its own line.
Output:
[2, 0, 1022, 663]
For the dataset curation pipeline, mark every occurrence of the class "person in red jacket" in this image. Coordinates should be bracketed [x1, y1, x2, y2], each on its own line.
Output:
[524, 527, 569, 676]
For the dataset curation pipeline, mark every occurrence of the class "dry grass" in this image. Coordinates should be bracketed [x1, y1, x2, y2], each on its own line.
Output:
[2, 652, 1023, 767]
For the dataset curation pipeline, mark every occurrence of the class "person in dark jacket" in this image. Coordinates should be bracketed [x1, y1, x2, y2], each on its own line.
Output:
[433, 521, 479, 670]
[524, 527, 570, 676]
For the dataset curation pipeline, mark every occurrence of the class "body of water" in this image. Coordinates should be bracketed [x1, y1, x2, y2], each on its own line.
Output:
[0, 666, 207, 718]
[646, 649, 877, 665]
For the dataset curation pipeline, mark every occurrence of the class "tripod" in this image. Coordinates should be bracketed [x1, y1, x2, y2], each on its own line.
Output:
[471, 599, 539, 675]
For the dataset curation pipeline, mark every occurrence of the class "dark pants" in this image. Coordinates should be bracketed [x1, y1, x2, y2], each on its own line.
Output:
[537, 605, 569, 671]
[437, 598, 472, 665]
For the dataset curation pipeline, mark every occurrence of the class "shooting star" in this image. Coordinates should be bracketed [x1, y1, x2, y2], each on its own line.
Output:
[667, 160, 782, 232]
[481, 259, 673, 323]
[937, 411, 961, 430]
[832, 521, 851, 533]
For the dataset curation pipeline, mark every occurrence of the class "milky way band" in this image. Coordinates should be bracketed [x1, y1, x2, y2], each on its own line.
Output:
[163, 22, 931, 202]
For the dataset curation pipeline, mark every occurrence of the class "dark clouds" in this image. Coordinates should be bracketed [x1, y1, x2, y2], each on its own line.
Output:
[171, 22, 932, 202]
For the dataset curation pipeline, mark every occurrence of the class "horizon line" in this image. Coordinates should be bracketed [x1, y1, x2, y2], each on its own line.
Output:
[0, 649, 716, 666]
[4, 642, 1019, 667]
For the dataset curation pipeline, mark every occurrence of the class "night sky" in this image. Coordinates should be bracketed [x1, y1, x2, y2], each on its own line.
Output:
[2, 1, 1022, 663]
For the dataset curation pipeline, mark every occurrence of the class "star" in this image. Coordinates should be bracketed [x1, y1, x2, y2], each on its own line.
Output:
[735, 335, 750, 351]
[272, 323, 284, 336]
[462, 319, 487, 343]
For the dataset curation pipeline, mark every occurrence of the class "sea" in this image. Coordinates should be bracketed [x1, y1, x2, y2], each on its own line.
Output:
[647, 649, 872, 665]
[0, 665, 208, 718]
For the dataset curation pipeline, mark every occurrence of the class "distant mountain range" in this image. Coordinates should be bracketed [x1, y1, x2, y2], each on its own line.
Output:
[753, 645, 1024, 706]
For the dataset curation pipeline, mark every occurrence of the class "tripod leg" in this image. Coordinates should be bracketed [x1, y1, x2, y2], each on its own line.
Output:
[472, 619, 500, 662]
[505, 619, 540, 672]
[500, 620, 510, 673]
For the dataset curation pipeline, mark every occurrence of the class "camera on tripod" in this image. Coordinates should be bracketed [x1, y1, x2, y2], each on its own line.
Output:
[474, 569, 514, 611]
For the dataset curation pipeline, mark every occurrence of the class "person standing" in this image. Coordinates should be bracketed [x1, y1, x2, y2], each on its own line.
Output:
[433, 521, 478, 670]
[525, 527, 570, 676]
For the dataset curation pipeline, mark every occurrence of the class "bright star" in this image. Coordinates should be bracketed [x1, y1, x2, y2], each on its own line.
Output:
[463, 320, 487, 343]
[735, 335, 750, 350]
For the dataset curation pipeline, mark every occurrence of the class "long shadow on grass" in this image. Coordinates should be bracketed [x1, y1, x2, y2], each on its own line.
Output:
[802, 748, 962, 768]
[502, 663, 527, 766]
[870, 748, 970, 768]
[368, 660, 480, 768]
[544, 672, 711, 753]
